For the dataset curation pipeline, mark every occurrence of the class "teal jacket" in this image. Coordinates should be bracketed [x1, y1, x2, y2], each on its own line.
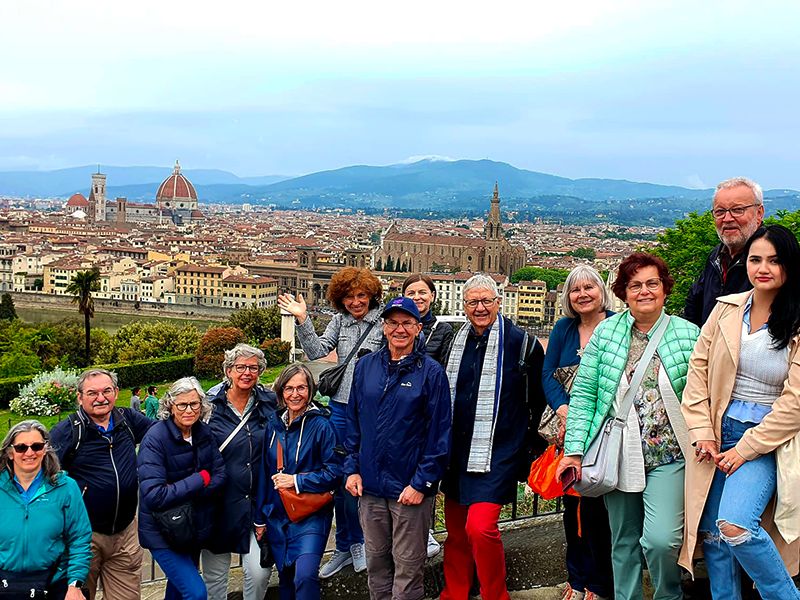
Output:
[0, 469, 92, 583]
[564, 310, 700, 456]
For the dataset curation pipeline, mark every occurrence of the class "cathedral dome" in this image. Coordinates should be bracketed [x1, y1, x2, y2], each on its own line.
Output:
[156, 160, 197, 209]
[66, 193, 88, 207]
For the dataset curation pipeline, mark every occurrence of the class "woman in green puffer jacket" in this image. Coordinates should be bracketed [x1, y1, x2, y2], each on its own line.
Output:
[557, 252, 700, 600]
[0, 420, 92, 600]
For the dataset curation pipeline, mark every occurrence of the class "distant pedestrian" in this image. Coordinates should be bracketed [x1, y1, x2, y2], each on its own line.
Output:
[130, 387, 142, 413]
[144, 385, 159, 419]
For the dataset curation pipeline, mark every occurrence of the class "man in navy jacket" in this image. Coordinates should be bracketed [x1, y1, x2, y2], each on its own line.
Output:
[345, 297, 451, 600]
[51, 368, 154, 600]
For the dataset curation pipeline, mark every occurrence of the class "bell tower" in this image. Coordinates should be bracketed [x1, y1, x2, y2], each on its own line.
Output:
[484, 182, 503, 273]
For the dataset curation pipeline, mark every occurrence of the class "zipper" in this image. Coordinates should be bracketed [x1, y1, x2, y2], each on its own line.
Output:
[107, 436, 121, 533]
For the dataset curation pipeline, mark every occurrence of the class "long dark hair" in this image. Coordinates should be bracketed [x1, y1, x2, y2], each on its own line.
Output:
[743, 225, 800, 349]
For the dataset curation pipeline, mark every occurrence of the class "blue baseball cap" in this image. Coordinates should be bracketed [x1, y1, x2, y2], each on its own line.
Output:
[380, 296, 421, 321]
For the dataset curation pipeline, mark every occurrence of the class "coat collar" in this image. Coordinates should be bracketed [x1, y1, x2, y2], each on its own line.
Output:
[341, 305, 383, 327]
[716, 290, 753, 366]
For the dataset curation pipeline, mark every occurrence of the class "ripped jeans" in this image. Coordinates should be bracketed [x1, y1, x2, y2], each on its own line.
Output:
[698, 415, 800, 600]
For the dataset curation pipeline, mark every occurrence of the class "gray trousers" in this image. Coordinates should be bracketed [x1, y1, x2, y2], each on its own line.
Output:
[359, 493, 434, 600]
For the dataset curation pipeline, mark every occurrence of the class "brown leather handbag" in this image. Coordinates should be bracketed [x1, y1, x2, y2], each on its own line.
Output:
[276, 439, 334, 523]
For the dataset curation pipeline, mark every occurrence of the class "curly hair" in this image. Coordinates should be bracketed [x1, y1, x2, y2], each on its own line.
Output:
[327, 267, 383, 313]
[611, 252, 674, 301]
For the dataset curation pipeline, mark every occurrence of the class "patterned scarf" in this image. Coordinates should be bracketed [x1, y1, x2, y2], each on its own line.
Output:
[445, 317, 505, 473]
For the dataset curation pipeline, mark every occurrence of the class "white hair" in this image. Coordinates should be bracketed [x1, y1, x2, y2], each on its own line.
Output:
[463, 274, 499, 298]
[158, 376, 212, 422]
[222, 343, 267, 386]
[713, 177, 763, 206]
[560, 265, 614, 319]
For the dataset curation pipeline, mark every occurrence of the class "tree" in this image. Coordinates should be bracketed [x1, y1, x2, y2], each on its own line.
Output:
[97, 321, 200, 363]
[375, 258, 383, 271]
[570, 247, 597, 260]
[65, 268, 101, 367]
[431, 297, 448, 316]
[194, 327, 249, 379]
[33, 279, 44, 291]
[0, 293, 17, 321]
[228, 305, 282, 344]
[511, 266, 571, 291]
[385, 256, 394, 272]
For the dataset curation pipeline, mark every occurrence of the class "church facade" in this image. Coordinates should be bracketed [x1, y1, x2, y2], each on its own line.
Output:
[374, 184, 526, 276]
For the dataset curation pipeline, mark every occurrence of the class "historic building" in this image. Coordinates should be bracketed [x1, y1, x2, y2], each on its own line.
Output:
[374, 184, 526, 276]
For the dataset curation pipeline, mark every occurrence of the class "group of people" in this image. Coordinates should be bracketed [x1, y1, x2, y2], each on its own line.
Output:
[1, 175, 799, 600]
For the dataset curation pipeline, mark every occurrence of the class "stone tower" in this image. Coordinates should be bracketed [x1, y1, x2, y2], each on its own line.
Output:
[88, 171, 107, 223]
[484, 182, 503, 273]
[116, 197, 127, 223]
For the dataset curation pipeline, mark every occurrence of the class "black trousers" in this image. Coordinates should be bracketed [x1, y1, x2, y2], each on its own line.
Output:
[563, 494, 614, 596]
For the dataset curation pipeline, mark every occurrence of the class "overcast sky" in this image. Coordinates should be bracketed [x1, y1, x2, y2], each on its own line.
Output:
[1, 0, 798, 189]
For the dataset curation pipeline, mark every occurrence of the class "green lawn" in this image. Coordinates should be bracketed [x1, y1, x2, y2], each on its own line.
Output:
[0, 365, 285, 440]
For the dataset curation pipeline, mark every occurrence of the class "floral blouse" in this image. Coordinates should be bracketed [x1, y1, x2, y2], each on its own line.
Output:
[626, 327, 683, 468]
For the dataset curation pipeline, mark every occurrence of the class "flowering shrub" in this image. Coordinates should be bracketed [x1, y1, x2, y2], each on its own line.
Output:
[10, 367, 80, 416]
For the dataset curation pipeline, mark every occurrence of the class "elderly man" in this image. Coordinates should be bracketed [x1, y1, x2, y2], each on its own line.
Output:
[51, 368, 154, 600]
[345, 296, 452, 600]
[684, 177, 765, 327]
[440, 274, 546, 600]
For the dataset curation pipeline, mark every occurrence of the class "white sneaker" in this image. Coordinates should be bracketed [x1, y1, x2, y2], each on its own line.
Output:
[427, 530, 441, 558]
[561, 584, 586, 600]
[319, 549, 353, 579]
[350, 542, 367, 573]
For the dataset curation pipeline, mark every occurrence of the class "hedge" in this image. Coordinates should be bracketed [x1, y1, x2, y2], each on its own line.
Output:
[0, 355, 195, 410]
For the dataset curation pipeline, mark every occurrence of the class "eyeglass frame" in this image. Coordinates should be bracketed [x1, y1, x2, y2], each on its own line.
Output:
[463, 297, 499, 309]
[11, 442, 47, 454]
[626, 277, 664, 294]
[232, 364, 260, 374]
[173, 401, 202, 412]
[82, 387, 116, 400]
[712, 204, 757, 219]
[283, 385, 310, 396]
[383, 319, 421, 331]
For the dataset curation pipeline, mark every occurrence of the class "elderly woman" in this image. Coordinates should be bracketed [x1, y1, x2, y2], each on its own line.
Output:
[255, 363, 342, 600]
[278, 267, 384, 577]
[202, 344, 278, 600]
[138, 377, 228, 600]
[0, 420, 92, 599]
[681, 225, 800, 600]
[542, 265, 614, 600]
[557, 252, 700, 600]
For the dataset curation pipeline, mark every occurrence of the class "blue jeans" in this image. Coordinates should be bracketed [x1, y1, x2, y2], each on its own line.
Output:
[151, 548, 207, 600]
[330, 401, 364, 552]
[278, 553, 323, 600]
[699, 415, 800, 600]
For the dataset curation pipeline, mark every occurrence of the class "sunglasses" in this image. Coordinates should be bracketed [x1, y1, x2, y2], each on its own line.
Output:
[12, 442, 46, 454]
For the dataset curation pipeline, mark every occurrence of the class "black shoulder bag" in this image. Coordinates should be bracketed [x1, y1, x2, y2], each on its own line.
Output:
[152, 442, 198, 551]
[317, 321, 377, 398]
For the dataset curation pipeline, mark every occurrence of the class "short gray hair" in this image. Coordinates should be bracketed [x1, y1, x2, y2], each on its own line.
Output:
[222, 344, 267, 386]
[77, 369, 118, 394]
[158, 377, 212, 422]
[1, 420, 61, 484]
[463, 274, 499, 299]
[713, 177, 763, 206]
[561, 265, 614, 319]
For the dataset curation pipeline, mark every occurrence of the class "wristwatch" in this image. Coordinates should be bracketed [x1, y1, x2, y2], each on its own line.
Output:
[69, 580, 84, 588]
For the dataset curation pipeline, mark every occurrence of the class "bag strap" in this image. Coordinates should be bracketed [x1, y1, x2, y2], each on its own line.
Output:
[342, 320, 378, 364]
[219, 410, 252, 453]
[276, 438, 285, 472]
[615, 315, 670, 422]
[424, 319, 439, 347]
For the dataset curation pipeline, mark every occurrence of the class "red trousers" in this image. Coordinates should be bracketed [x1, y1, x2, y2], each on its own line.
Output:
[440, 498, 509, 600]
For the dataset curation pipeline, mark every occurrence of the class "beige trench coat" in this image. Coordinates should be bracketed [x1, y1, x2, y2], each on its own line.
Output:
[679, 291, 800, 576]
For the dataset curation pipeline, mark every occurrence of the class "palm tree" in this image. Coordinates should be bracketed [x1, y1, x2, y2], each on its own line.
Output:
[65, 268, 101, 366]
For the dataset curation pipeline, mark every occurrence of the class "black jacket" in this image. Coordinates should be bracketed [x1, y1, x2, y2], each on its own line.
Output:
[684, 243, 753, 327]
[204, 382, 278, 554]
[421, 313, 454, 367]
[51, 406, 155, 535]
[137, 418, 228, 550]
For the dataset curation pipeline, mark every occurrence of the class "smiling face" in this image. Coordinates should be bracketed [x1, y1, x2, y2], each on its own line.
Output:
[713, 185, 764, 253]
[747, 237, 786, 295]
[404, 280, 434, 317]
[568, 276, 603, 317]
[464, 287, 500, 336]
[170, 390, 202, 432]
[282, 372, 311, 418]
[227, 355, 260, 392]
[624, 265, 666, 322]
[78, 374, 118, 421]
[8, 430, 46, 478]
[383, 308, 422, 357]
[343, 287, 371, 320]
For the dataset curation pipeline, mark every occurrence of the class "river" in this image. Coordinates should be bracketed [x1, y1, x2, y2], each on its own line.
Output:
[16, 307, 224, 335]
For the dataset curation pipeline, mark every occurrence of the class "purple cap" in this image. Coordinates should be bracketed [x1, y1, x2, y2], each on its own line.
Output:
[380, 296, 421, 321]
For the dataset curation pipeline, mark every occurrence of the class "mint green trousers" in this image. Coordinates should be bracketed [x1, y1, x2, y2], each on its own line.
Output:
[603, 459, 685, 600]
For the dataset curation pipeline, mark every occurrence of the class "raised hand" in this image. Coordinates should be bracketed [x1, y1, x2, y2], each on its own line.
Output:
[277, 293, 308, 324]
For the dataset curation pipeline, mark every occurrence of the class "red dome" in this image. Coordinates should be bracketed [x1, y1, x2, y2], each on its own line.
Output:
[156, 160, 197, 201]
[66, 193, 88, 207]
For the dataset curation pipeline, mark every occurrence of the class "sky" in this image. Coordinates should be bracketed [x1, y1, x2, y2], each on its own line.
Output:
[1, 0, 799, 189]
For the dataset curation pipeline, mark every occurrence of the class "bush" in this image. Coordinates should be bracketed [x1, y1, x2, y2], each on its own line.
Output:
[96, 355, 195, 389]
[260, 338, 291, 367]
[10, 367, 80, 416]
[228, 306, 282, 344]
[0, 375, 36, 409]
[98, 321, 201, 363]
[194, 327, 248, 379]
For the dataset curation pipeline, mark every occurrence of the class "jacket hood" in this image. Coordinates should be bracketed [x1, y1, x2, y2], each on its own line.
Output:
[206, 382, 276, 406]
[267, 402, 330, 465]
[164, 416, 213, 442]
[0, 469, 66, 491]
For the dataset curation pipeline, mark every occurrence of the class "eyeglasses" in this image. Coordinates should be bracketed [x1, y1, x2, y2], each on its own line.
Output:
[284, 385, 309, 396]
[174, 402, 201, 412]
[384, 320, 419, 331]
[626, 278, 663, 293]
[12, 442, 46, 454]
[464, 297, 497, 308]
[83, 388, 116, 400]
[712, 204, 757, 219]
[233, 364, 260, 374]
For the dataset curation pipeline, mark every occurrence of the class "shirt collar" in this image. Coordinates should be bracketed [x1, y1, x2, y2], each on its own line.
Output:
[743, 293, 768, 331]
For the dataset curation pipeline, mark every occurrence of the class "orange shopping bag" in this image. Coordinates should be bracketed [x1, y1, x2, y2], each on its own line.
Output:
[527, 444, 580, 500]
